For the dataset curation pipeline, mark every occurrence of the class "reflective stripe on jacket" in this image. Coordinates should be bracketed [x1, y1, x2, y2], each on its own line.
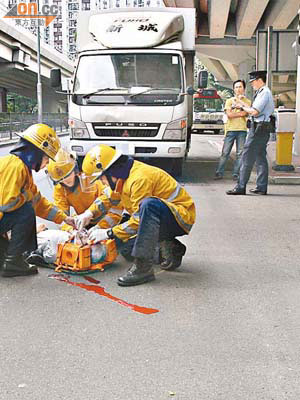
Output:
[89, 160, 196, 242]
[0, 154, 66, 223]
[53, 175, 123, 229]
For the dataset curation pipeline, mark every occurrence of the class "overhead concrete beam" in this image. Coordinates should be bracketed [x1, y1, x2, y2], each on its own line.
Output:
[221, 61, 239, 82]
[208, 0, 231, 39]
[263, 0, 300, 29]
[286, 91, 296, 102]
[197, 54, 228, 81]
[278, 75, 290, 84]
[278, 93, 295, 108]
[236, 0, 269, 39]
[163, 0, 176, 6]
[174, 0, 194, 7]
[272, 83, 297, 91]
[196, 43, 255, 65]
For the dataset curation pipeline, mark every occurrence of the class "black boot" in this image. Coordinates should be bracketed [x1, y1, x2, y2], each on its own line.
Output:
[117, 258, 155, 286]
[160, 239, 186, 271]
[2, 254, 38, 277]
[0, 236, 9, 270]
[25, 252, 50, 268]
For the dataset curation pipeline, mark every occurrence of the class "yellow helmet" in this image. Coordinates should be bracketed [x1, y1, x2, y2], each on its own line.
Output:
[82, 145, 122, 180]
[47, 149, 77, 183]
[17, 124, 61, 160]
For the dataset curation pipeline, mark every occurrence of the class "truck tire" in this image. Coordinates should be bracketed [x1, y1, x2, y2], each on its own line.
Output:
[172, 158, 183, 177]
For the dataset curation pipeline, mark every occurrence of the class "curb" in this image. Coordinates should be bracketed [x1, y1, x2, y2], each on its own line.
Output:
[269, 176, 300, 185]
[209, 138, 300, 186]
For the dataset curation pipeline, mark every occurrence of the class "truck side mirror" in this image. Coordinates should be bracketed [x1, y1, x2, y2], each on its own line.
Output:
[197, 70, 208, 89]
[186, 86, 196, 95]
[50, 68, 62, 89]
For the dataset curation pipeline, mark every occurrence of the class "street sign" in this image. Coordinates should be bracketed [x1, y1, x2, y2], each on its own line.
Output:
[257, 30, 298, 73]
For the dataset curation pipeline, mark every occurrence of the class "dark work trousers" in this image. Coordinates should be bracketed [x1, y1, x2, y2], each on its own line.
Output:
[237, 122, 271, 192]
[0, 202, 37, 256]
[115, 197, 186, 263]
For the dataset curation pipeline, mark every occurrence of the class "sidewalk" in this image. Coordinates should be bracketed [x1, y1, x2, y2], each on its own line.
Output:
[267, 139, 300, 185]
[210, 136, 300, 185]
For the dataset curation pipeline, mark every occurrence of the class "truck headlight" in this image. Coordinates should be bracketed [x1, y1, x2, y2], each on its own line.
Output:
[69, 118, 90, 139]
[163, 119, 187, 140]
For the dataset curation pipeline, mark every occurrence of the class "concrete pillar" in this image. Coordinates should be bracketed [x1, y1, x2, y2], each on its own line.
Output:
[0, 87, 8, 112]
[238, 59, 255, 99]
[293, 56, 300, 155]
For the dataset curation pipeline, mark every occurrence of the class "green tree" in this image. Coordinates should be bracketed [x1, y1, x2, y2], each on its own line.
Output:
[7, 93, 37, 113]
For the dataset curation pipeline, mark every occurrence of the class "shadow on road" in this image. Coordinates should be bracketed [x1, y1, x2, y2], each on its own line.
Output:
[179, 155, 235, 185]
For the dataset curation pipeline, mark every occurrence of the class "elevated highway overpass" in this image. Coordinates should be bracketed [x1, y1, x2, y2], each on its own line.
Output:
[164, 0, 299, 108]
[0, 19, 73, 112]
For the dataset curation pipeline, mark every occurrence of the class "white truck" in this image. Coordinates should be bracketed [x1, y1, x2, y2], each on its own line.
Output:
[51, 7, 195, 176]
[192, 88, 224, 135]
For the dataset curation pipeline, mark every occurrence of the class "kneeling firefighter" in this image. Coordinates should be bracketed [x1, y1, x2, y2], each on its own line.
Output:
[0, 124, 75, 277]
[45, 148, 123, 230]
[76, 144, 196, 286]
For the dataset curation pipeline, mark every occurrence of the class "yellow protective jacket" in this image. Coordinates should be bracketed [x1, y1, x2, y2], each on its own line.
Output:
[0, 154, 66, 224]
[53, 176, 123, 229]
[89, 160, 196, 241]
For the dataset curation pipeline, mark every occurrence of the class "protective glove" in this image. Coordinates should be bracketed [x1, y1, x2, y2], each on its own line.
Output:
[64, 216, 76, 229]
[75, 210, 93, 231]
[88, 226, 109, 243]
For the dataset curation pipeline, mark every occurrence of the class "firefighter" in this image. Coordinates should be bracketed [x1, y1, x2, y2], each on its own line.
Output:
[0, 124, 75, 277]
[76, 144, 196, 286]
[45, 148, 123, 229]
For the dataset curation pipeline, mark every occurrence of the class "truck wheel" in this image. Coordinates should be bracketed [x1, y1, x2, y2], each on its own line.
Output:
[172, 158, 183, 177]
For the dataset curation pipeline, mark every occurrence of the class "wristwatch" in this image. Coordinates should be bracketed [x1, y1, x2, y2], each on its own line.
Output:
[107, 228, 115, 239]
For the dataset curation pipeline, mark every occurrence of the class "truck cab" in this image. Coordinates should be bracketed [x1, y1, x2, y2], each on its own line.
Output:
[54, 8, 195, 177]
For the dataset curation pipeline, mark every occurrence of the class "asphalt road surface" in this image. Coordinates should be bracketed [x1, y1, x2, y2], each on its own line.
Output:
[0, 134, 300, 400]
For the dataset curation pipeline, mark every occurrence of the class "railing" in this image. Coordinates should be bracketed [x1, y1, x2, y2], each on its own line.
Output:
[0, 113, 69, 141]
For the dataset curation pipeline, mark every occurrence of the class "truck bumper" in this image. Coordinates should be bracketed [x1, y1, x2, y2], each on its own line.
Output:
[69, 139, 186, 159]
[192, 123, 223, 130]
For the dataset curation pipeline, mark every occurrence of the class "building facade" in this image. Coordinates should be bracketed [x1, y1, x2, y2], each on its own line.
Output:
[5, 0, 163, 60]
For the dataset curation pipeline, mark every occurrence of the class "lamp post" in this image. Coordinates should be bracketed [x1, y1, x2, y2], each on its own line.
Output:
[37, 0, 43, 123]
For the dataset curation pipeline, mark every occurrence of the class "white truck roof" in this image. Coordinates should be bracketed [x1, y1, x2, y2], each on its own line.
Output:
[77, 8, 195, 52]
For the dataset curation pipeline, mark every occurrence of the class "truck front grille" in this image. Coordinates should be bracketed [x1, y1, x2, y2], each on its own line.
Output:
[92, 123, 160, 138]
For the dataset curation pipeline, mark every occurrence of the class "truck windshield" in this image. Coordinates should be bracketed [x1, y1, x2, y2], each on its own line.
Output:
[74, 53, 183, 105]
[194, 98, 223, 113]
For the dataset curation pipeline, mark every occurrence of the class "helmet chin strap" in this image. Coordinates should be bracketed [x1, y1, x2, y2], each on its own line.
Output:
[61, 175, 80, 193]
[104, 173, 116, 190]
[34, 159, 42, 172]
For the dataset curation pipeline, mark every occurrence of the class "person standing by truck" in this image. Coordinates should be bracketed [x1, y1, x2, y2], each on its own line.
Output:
[215, 80, 251, 180]
[75, 144, 196, 287]
[226, 70, 275, 195]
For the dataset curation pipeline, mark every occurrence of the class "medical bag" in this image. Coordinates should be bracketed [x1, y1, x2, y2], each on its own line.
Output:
[55, 239, 117, 273]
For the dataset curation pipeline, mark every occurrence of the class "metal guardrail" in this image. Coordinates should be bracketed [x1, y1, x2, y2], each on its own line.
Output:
[0, 113, 69, 141]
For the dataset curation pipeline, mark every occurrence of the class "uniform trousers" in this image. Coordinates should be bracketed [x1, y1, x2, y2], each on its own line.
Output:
[115, 197, 186, 263]
[237, 122, 271, 192]
[0, 202, 37, 256]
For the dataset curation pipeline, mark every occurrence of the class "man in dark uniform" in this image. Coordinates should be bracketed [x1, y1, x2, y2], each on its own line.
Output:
[226, 70, 275, 195]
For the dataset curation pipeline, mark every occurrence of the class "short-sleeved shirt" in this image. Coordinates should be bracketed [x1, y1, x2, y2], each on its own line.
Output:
[252, 86, 274, 122]
[224, 96, 251, 133]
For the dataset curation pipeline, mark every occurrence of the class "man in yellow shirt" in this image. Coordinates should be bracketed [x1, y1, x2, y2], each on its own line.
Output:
[215, 80, 251, 180]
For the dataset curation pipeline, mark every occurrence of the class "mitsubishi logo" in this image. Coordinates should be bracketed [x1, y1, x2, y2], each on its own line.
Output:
[122, 130, 129, 137]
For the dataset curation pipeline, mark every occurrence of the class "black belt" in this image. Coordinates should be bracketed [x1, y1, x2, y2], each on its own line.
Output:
[252, 120, 270, 127]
